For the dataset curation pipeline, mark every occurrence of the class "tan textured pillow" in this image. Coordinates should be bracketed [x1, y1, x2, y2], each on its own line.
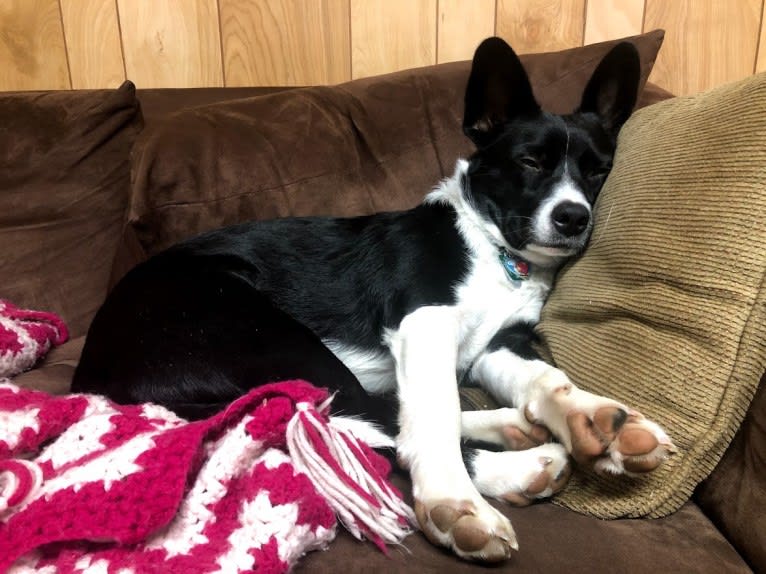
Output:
[538, 72, 766, 518]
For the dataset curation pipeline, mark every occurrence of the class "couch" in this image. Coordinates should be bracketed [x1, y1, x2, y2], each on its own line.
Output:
[2, 31, 763, 573]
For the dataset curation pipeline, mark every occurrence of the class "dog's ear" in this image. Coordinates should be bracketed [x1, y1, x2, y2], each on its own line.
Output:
[579, 42, 641, 137]
[463, 37, 540, 147]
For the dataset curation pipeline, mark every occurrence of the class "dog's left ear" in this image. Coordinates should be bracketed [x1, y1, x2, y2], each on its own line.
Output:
[579, 42, 641, 137]
[463, 37, 540, 148]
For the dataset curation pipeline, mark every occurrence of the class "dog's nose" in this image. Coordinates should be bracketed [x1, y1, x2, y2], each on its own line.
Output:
[551, 202, 590, 236]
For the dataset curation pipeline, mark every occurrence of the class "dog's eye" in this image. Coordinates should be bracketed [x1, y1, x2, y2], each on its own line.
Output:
[588, 167, 611, 179]
[518, 156, 541, 171]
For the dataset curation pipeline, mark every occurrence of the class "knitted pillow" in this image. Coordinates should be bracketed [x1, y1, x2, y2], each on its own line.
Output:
[537, 72, 766, 518]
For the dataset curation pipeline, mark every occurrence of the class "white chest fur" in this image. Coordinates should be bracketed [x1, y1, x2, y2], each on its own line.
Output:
[453, 248, 552, 372]
[434, 159, 555, 372]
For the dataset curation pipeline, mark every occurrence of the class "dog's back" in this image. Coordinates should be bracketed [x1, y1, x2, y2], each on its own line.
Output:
[72, 202, 467, 424]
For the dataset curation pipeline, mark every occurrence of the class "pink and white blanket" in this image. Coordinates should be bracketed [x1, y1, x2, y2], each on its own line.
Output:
[0, 379, 414, 573]
[0, 300, 68, 378]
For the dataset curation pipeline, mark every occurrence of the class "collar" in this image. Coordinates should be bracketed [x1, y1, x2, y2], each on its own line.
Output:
[498, 248, 530, 284]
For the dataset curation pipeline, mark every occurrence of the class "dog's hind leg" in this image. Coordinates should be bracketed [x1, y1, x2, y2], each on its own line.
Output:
[459, 410, 570, 506]
[461, 408, 551, 450]
[465, 442, 571, 506]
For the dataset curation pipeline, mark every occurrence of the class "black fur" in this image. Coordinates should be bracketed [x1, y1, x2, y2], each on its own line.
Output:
[486, 322, 540, 361]
[73, 202, 468, 429]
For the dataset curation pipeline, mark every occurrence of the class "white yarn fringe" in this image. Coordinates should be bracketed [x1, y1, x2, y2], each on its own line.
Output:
[286, 400, 414, 549]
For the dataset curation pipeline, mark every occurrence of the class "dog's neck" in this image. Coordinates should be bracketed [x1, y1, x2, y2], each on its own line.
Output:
[426, 160, 509, 261]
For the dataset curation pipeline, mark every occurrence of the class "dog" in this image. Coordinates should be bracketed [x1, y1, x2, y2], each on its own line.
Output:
[72, 37, 675, 562]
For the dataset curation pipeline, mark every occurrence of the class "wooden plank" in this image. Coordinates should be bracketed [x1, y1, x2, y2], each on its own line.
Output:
[350, 0, 437, 79]
[0, 0, 70, 90]
[220, 0, 350, 86]
[116, 0, 223, 88]
[584, 0, 644, 45]
[757, 1, 766, 73]
[60, 0, 125, 89]
[645, 0, 762, 95]
[437, 0, 495, 63]
[496, 0, 585, 54]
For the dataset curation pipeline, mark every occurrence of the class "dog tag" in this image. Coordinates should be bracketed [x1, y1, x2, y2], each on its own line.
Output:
[499, 249, 530, 283]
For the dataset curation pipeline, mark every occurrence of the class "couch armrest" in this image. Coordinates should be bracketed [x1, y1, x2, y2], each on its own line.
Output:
[695, 372, 766, 572]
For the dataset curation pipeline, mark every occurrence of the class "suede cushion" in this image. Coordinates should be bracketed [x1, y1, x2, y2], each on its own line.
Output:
[299, 499, 750, 573]
[696, 372, 766, 573]
[538, 73, 766, 519]
[0, 82, 142, 338]
[129, 31, 664, 255]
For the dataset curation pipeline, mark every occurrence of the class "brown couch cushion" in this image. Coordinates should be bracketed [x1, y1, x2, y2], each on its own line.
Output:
[298, 477, 749, 573]
[696, 372, 766, 573]
[0, 82, 142, 338]
[537, 73, 766, 519]
[128, 31, 664, 255]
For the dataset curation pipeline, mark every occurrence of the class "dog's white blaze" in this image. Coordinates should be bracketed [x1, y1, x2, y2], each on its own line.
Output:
[532, 172, 592, 247]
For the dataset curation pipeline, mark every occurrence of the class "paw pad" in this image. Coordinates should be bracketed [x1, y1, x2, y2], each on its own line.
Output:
[502, 423, 551, 450]
[566, 406, 675, 474]
[414, 500, 516, 562]
[501, 457, 572, 507]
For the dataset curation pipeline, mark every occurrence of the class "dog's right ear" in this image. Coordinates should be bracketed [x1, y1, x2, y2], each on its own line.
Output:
[463, 37, 540, 148]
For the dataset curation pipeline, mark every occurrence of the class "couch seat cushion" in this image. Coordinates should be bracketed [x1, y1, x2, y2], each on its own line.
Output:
[298, 479, 750, 573]
[12, 336, 84, 395]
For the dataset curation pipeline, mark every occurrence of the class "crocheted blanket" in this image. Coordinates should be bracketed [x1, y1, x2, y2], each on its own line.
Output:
[0, 380, 413, 573]
[0, 300, 68, 378]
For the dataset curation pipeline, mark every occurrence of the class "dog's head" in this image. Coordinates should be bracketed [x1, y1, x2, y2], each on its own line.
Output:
[462, 38, 640, 266]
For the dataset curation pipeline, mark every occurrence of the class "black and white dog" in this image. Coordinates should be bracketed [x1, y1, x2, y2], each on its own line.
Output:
[73, 38, 674, 562]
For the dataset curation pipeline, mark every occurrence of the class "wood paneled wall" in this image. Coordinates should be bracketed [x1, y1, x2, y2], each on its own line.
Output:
[1, 0, 764, 96]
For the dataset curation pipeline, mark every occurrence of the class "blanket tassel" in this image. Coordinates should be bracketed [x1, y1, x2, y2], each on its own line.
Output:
[286, 400, 415, 552]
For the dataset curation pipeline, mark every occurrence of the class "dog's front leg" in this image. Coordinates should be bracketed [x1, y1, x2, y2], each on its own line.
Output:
[471, 346, 676, 475]
[387, 306, 516, 562]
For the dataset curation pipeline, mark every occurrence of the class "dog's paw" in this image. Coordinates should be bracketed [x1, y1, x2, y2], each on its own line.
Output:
[414, 497, 517, 562]
[501, 419, 551, 451]
[566, 407, 676, 475]
[461, 408, 551, 450]
[527, 382, 676, 475]
[471, 443, 571, 506]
